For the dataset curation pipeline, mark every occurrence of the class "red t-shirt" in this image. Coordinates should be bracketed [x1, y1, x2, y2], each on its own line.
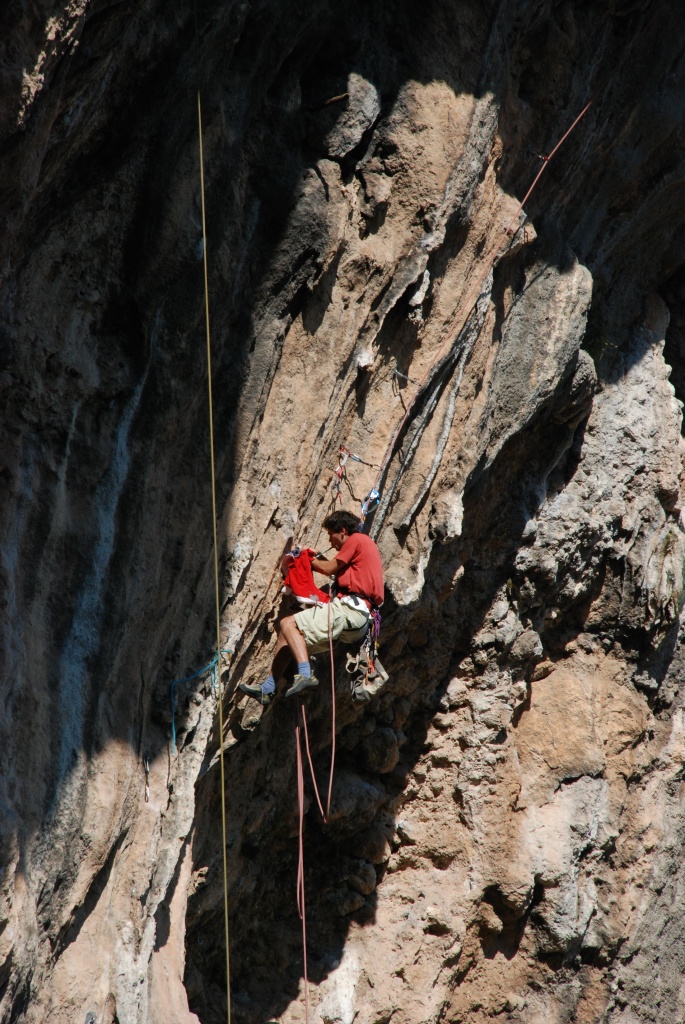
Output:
[281, 549, 329, 605]
[335, 532, 384, 607]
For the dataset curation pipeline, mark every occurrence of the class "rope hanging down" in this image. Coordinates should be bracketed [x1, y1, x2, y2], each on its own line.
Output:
[359, 100, 592, 531]
[291, 583, 339, 1024]
[295, 700, 311, 1024]
[197, 88, 233, 1024]
[293, 594, 338, 825]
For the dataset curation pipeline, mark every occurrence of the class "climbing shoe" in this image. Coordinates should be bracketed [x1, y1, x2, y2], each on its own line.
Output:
[285, 673, 319, 698]
[238, 681, 274, 706]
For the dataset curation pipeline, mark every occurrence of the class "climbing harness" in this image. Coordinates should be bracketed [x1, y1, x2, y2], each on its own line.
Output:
[342, 603, 386, 703]
[169, 648, 232, 754]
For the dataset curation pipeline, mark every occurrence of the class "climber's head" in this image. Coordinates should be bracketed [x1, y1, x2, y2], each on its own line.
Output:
[323, 509, 361, 548]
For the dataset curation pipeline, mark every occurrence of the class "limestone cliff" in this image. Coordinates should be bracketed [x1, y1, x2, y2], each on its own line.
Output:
[2, 2, 685, 1023]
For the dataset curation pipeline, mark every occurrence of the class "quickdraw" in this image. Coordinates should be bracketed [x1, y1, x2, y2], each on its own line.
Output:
[332, 446, 378, 508]
[341, 445, 376, 468]
[332, 448, 350, 505]
[360, 488, 381, 529]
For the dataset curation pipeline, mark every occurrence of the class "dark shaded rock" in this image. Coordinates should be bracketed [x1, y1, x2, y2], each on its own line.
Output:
[361, 727, 400, 774]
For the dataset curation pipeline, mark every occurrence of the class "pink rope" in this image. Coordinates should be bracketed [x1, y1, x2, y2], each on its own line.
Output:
[299, 595, 337, 823]
[326, 596, 336, 820]
[295, 709, 310, 1024]
[292, 588, 346, 1020]
[301, 705, 326, 820]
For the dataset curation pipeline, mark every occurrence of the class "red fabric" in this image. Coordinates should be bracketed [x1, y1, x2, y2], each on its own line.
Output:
[335, 533, 384, 607]
[282, 549, 329, 605]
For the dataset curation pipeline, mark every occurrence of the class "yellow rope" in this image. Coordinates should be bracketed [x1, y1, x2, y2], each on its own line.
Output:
[197, 88, 232, 1024]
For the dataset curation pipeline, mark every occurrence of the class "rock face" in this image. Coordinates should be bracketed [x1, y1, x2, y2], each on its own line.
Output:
[2, 2, 685, 1023]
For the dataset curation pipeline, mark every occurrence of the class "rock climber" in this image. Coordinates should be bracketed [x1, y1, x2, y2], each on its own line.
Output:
[238, 509, 384, 705]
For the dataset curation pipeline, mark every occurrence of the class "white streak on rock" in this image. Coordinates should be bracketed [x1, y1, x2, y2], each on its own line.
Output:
[57, 369, 147, 783]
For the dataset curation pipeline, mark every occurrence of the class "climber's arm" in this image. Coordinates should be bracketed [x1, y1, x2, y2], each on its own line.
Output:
[311, 555, 343, 576]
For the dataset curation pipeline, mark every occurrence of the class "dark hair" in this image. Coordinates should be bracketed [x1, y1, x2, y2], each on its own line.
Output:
[323, 510, 361, 535]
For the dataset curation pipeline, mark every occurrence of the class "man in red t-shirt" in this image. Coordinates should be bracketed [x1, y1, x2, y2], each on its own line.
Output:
[238, 510, 384, 704]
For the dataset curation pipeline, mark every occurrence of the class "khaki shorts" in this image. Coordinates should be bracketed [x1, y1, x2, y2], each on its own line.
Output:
[294, 598, 369, 654]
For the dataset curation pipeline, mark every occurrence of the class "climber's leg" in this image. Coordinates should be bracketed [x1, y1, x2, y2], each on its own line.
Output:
[270, 635, 293, 684]
[238, 615, 313, 704]
[280, 614, 309, 666]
